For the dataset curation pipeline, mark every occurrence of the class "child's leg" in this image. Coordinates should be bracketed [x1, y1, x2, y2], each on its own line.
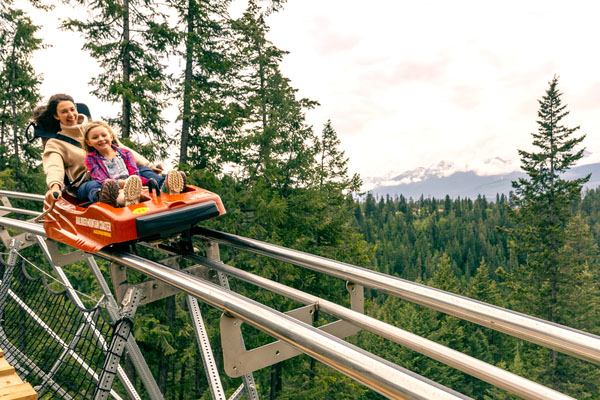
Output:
[98, 180, 119, 207]
[116, 189, 125, 207]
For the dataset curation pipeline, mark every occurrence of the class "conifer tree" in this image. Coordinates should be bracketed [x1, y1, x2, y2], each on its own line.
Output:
[506, 75, 590, 389]
[0, 8, 43, 191]
[62, 0, 173, 156]
[230, 1, 317, 189]
[168, 0, 241, 169]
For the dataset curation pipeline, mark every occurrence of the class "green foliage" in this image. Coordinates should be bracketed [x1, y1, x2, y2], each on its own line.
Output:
[169, 0, 242, 170]
[503, 76, 596, 398]
[0, 7, 44, 190]
[62, 0, 174, 155]
[507, 75, 589, 320]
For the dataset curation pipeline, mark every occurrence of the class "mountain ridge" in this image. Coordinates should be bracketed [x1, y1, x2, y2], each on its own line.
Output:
[366, 162, 600, 200]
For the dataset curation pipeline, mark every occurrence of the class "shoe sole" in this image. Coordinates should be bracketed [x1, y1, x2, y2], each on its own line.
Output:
[123, 175, 142, 206]
[166, 170, 184, 195]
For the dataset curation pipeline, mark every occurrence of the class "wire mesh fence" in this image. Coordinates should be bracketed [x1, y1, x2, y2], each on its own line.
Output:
[0, 255, 125, 399]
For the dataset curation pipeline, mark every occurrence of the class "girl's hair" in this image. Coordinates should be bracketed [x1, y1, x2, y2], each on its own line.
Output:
[32, 94, 75, 133]
[81, 121, 117, 153]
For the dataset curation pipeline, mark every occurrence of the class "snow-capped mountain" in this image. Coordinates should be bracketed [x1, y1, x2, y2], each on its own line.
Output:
[363, 161, 600, 200]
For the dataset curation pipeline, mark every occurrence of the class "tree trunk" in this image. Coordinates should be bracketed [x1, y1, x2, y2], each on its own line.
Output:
[178, 360, 187, 400]
[269, 362, 282, 400]
[179, 0, 194, 165]
[121, 0, 132, 138]
[1, 120, 5, 165]
[195, 354, 203, 397]
[9, 36, 21, 191]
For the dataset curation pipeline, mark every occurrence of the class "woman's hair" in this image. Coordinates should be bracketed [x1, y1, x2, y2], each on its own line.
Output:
[81, 121, 117, 153]
[32, 94, 75, 133]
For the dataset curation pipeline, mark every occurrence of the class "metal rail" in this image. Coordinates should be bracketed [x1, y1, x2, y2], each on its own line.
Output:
[0, 190, 44, 202]
[181, 253, 573, 400]
[0, 214, 469, 400]
[0, 193, 592, 399]
[194, 227, 600, 365]
[96, 250, 470, 400]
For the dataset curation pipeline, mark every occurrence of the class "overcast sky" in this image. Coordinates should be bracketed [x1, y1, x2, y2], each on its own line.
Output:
[25, 0, 600, 180]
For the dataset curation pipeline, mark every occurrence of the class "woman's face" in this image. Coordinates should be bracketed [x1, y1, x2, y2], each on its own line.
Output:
[54, 101, 78, 126]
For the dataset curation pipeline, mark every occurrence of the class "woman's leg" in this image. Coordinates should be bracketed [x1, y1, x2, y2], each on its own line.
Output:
[139, 166, 164, 187]
[77, 180, 102, 203]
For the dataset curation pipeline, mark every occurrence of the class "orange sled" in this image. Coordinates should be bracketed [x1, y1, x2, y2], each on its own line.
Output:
[43, 185, 226, 253]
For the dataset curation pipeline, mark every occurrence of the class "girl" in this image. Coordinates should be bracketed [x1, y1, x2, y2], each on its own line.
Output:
[82, 121, 145, 207]
[82, 121, 185, 207]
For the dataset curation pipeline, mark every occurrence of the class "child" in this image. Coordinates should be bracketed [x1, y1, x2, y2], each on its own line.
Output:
[82, 121, 145, 207]
[82, 121, 186, 207]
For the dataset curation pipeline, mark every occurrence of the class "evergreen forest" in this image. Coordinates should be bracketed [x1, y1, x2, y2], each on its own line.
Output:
[0, 1, 599, 399]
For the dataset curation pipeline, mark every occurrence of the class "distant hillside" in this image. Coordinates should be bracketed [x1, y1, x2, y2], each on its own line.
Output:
[368, 163, 600, 200]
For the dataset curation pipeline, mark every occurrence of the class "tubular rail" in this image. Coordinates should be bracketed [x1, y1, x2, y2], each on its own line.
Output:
[179, 252, 573, 400]
[0, 192, 593, 399]
[193, 227, 600, 365]
[0, 190, 44, 202]
[97, 250, 469, 400]
[0, 214, 468, 400]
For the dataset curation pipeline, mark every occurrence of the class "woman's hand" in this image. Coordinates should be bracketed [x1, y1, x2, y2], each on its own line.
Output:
[149, 164, 163, 173]
[45, 184, 62, 204]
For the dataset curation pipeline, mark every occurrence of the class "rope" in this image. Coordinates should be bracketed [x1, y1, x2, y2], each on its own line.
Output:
[13, 250, 119, 313]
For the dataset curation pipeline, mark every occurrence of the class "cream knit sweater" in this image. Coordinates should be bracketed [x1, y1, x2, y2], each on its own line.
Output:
[42, 115, 151, 190]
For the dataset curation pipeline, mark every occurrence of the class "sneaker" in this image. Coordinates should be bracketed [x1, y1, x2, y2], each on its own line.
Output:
[123, 175, 142, 206]
[98, 179, 119, 207]
[165, 170, 184, 195]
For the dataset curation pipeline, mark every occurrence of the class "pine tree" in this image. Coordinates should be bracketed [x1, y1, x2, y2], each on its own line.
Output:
[0, 7, 44, 191]
[169, 0, 242, 170]
[505, 75, 590, 389]
[230, 0, 317, 188]
[62, 0, 173, 157]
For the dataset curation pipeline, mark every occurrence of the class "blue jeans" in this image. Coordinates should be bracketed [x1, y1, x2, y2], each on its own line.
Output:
[139, 166, 164, 187]
[77, 180, 102, 203]
[76, 166, 164, 204]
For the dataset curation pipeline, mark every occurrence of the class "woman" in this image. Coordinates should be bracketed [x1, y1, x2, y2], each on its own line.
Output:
[34, 93, 165, 205]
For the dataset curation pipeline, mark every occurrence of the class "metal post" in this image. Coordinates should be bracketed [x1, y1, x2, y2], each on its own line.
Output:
[206, 241, 259, 400]
[187, 295, 226, 400]
[34, 236, 142, 400]
[95, 287, 141, 400]
[0, 238, 19, 311]
[86, 256, 165, 400]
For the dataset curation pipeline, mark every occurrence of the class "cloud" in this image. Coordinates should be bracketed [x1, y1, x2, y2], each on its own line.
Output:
[23, 0, 600, 181]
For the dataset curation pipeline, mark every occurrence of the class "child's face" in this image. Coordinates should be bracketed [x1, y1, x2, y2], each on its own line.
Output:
[86, 126, 113, 152]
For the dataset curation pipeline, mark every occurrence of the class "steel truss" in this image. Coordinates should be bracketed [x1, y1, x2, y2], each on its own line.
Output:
[0, 190, 598, 399]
